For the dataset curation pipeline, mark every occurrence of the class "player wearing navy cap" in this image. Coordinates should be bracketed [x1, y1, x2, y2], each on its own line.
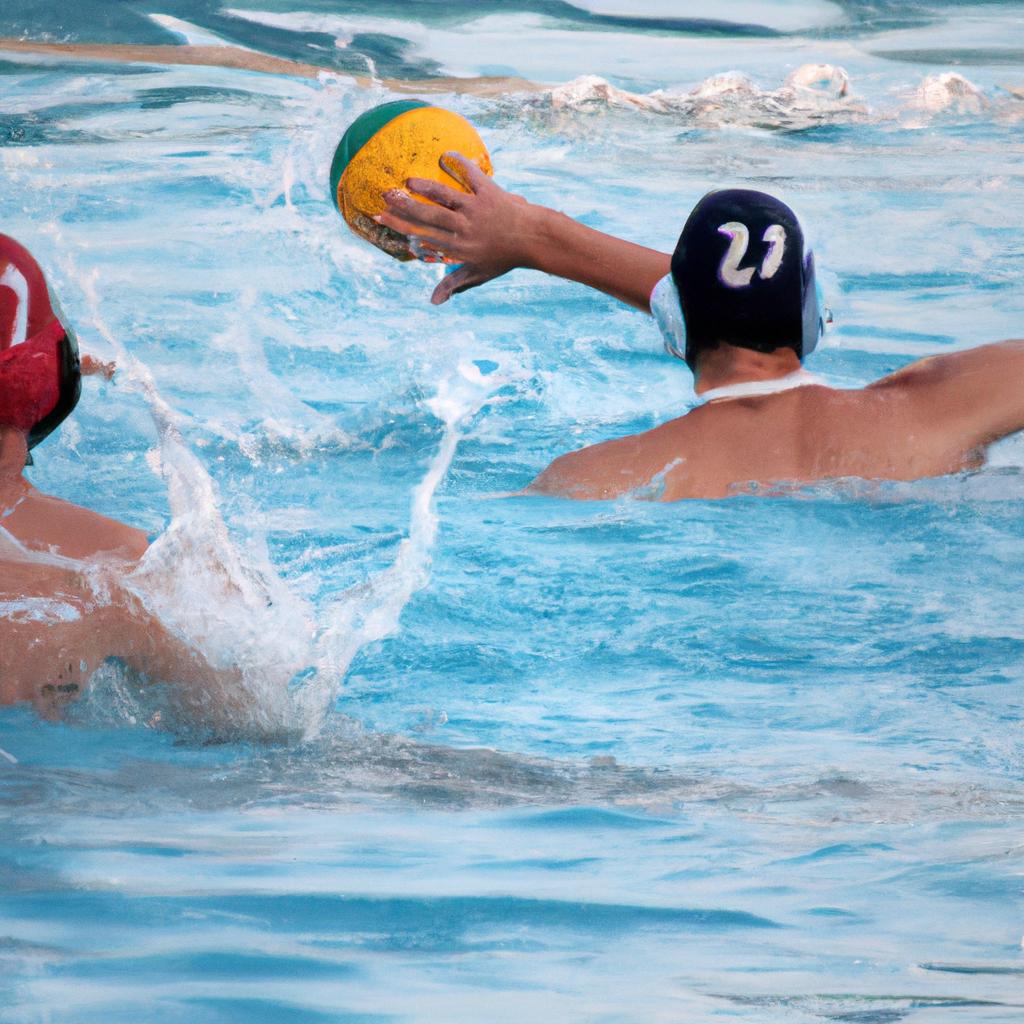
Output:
[381, 157, 1024, 501]
[658, 189, 823, 369]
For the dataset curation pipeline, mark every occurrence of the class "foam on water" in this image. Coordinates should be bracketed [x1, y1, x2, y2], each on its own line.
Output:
[544, 63, 866, 130]
[2, 2, 1024, 1018]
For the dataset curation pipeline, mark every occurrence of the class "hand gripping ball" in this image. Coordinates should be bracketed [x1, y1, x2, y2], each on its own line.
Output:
[330, 100, 493, 260]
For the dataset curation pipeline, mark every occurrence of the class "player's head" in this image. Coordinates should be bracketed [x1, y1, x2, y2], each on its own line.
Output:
[0, 235, 81, 457]
[650, 189, 823, 371]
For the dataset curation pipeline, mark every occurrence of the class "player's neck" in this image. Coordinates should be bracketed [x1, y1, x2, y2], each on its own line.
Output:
[693, 343, 802, 396]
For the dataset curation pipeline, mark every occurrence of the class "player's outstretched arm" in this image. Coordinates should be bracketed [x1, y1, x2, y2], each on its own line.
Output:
[876, 338, 1024, 451]
[378, 152, 670, 310]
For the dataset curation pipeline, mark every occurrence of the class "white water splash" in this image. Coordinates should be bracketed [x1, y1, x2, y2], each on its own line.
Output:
[149, 14, 240, 49]
[42, 242, 315, 737]
[538, 65, 1021, 130]
[314, 361, 497, 732]
[549, 75, 663, 111]
[910, 72, 988, 116]
[784, 62, 849, 97]
[201, 286, 361, 463]
[33, 233, 500, 740]
[545, 64, 865, 130]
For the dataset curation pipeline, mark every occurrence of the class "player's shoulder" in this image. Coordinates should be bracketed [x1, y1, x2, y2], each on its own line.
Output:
[869, 340, 1024, 395]
[14, 492, 148, 562]
[866, 355, 948, 395]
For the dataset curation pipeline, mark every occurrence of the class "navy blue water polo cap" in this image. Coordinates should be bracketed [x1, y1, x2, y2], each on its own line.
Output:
[669, 189, 822, 370]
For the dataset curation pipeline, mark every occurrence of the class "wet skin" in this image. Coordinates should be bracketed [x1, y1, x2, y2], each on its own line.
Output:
[380, 155, 1024, 499]
[0, 427, 236, 713]
[0, 425, 148, 561]
[529, 344, 1014, 501]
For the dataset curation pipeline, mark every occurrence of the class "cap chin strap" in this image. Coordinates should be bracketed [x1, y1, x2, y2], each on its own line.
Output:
[696, 369, 824, 405]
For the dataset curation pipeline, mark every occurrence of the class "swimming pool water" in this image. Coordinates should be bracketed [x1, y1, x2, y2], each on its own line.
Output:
[2, 1, 1024, 1020]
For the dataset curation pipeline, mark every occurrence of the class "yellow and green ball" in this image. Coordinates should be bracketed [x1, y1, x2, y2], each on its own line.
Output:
[330, 100, 493, 260]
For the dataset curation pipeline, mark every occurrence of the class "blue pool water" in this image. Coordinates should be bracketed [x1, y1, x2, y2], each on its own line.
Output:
[2, 1, 1024, 1020]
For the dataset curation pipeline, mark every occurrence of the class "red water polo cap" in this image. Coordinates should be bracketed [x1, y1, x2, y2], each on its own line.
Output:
[0, 234, 80, 449]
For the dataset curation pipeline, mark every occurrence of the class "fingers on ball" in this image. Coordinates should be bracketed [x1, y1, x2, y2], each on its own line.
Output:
[376, 207, 455, 243]
[399, 199, 461, 232]
[405, 177, 465, 209]
[442, 152, 489, 190]
[384, 191, 461, 232]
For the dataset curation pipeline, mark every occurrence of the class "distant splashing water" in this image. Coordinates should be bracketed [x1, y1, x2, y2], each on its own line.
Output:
[528, 63, 1023, 130]
[542, 64, 865, 130]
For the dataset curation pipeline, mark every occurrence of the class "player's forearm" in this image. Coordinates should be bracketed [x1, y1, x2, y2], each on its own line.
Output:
[115, 592, 239, 694]
[380, 158, 671, 308]
[113, 596, 247, 727]
[519, 204, 670, 312]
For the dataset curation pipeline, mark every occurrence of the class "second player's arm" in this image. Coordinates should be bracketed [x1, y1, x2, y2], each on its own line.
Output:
[1, 558, 240, 714]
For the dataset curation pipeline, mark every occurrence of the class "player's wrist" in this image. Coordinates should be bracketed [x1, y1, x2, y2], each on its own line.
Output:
[516, 203, 567, 273]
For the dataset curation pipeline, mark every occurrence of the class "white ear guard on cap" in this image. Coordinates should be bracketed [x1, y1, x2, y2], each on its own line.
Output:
[649, 273, 687, 361]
